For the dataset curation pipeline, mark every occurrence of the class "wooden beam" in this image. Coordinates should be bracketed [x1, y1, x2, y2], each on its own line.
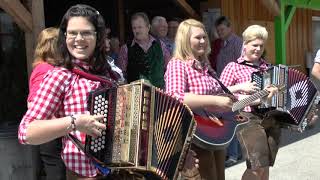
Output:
[0, 0, 32, 32]
[274, 0, 287, 65]
[174, 0, 201, 20]
[284, 0, 320, 10]
[284, 5, 296, 31]
[261, 0, 280, 16]
[117, 0, 125, 43]
[31, 0, 45, 39]
[22, 0, 45, 77]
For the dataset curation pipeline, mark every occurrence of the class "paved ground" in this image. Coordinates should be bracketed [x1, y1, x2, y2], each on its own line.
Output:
[226, 118, 320, 180]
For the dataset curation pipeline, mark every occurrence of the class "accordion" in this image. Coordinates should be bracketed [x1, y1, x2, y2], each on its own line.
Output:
[251, 64, 318, 132]
[85, 80, 195, 179]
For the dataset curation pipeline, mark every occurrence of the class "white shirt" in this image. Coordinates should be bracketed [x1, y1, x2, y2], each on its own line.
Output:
[314, 49, 320, 63]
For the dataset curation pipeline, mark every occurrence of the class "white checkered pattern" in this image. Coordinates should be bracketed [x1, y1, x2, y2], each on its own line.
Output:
[164, 58, 222, 101]
[19, 63, 101, 177]
[220, 57, 269, 112]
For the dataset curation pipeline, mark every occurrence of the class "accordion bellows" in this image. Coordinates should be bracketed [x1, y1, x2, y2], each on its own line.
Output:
[252, 65, 318, 132]
[85, 80, 195, 179]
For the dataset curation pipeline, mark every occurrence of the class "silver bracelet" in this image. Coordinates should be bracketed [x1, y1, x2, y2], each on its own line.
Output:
[68, 115, 77, 131]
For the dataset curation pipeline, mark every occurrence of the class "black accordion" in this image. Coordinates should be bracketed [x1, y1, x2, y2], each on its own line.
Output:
[85, 80, 195, 179]
[252, 64, 318, 132]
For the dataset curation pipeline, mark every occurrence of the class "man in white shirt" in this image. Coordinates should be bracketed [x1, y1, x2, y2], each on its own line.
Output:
[312, 49, 320, 80]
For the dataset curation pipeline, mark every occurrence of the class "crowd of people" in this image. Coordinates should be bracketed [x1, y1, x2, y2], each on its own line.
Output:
[17, 3, 319, 180]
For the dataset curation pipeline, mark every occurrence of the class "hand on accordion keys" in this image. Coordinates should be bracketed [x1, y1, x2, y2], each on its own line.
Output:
[260, 85, 279, 105]
[72, 114, 106, 138]
[235, 81, 260, 93]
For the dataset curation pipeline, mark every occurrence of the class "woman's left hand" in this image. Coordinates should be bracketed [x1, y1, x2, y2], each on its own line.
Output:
[258, 85, 279, 105]
[265, 85, 279, 99]
[237, 81, 260, 93]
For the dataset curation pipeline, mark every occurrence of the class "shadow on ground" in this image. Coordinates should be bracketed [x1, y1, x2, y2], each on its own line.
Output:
[279, 111, 320, 147]
[227, 111, 320, 168]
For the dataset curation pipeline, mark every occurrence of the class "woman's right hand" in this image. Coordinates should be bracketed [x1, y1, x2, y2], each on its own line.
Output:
[73, 114, 106, 138]
[205, 96, 233, 112]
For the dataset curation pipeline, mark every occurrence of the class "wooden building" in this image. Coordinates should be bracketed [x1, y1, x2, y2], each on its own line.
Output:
[0, 0, 319, 179]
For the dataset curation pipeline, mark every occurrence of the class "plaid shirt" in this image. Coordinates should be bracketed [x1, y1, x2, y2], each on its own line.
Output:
[219, 57, 269, 112]
[164, 58, 222, 101]
[18, 60, 101, 177]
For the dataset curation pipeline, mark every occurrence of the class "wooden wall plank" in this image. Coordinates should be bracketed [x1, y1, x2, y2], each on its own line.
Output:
[31, 0, 45, 39]
[220, 0, 313, 72]
[117, 0, 125, 43]
[0, 0, 32, 32]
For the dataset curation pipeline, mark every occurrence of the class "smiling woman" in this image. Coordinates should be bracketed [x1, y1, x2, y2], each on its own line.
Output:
[165, 19, 269, 180]
[165, 19, 233, 180]
[65, 16, 97, 60]
[18, 4, 123, 179]
[219, 25, 282, 180]
[189, 26, 208, 59]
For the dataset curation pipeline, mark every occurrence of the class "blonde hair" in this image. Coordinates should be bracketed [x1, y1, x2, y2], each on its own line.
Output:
[173, 19, 211, 61]
[33, 27, 60, 67]
[242, 25, 268, 44]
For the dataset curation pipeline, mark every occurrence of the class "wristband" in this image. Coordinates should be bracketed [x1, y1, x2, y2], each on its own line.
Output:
[68, 115, 77, 131]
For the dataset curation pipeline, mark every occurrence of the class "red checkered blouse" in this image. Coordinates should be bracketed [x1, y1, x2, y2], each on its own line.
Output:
[165, 58, 222, 101]
[18, 60, 102, 177]
[219, 57, 270, 112]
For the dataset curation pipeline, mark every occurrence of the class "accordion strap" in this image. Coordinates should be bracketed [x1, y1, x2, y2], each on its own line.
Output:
[212, 75, 233, 95]
[72, 68, 118, 88]
[205, 66, 233, 95]
[237, 59, 272, 72]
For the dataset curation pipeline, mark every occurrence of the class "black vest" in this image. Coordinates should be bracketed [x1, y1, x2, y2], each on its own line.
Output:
[127, 40, 165, 88]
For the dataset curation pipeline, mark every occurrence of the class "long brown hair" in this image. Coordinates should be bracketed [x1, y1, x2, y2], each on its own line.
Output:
[57, 4, 110, 76]
[33, 27, 60, 68]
